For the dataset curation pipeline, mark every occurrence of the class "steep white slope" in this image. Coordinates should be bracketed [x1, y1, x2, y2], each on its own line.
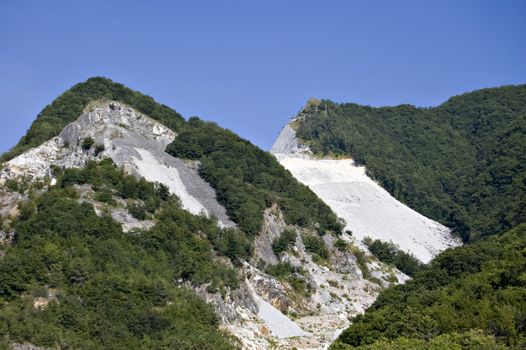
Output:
[271, 118, 461, 263]
[132, 148, 208, 215]
[1, 100, 234, 227]
[257, 297, 309, 338]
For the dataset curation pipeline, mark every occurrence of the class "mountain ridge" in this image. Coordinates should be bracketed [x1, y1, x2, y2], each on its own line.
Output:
[293, 84, 526, 242]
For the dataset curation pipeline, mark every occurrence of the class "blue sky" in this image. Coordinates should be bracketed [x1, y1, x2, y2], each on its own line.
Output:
[1, 1, 525, 152]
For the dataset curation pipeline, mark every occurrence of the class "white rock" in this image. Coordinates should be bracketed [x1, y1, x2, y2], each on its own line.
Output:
[257, 297, 308, 338]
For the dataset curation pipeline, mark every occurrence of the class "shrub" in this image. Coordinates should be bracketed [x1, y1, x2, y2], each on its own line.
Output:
[265, 262, 310, 295]
[272, 229, 297, 255]
[302, 234, 329, 260]
[127, 203, 148, 220]
[334, 238, 348, 252]
[265, 262, 297, 279]
[94, 189, 114, 204]
[350, 245, 370, 279]
[81, 137, 95, 151]
[364, 238, 422, 276]
[94, 144, 105, 156]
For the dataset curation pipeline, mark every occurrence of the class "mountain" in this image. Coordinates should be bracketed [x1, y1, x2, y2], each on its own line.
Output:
[270, 108, 460, 263]
[272, 86, 525, 349]
[0, 78, 410, 350]
[292, 86, 526, 242]
[1, 79, 523, 349]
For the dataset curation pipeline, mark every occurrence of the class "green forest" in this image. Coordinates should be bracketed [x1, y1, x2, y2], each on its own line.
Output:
[2, 78, 525, 349]
[0, 78, 345, 348]
[332, 224, 526, 349]
[0, 160, 243, 349]
[297, 85, 526, 242]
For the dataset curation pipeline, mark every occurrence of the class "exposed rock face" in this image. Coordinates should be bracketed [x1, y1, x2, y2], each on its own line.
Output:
[252, 204, 284, 266]
[73, 184, 155, 233]
[1, 100, 234, 227]
[193, 279, 259, 324]
[226, 207, 406, 350]
[271, 112, 461, 263]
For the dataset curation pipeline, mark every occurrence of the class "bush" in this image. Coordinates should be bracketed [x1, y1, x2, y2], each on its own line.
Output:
[94, 189, 114, 204]
[334, 238, 348, 252]
[81, 136, 95, 151]
[213, 228, 252, 263]
[272, 229, 297, 255]
[265, 262, 297, 279]
[127, 203, 148, 220]
[350, 245, 370, 279]
[302, 234, 329, 260]
[364, 238, 423, 276]
[94, 143, 105, 155]
[265, 262, 310, 295]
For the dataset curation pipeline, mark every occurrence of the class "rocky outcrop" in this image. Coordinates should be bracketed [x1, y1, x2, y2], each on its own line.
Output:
[252, 204, 285, 266]
[1, 100, 234, 227]
[226, 207, 405, 350]
[11, 344, 49, 350]
[193, 279, 259, 324]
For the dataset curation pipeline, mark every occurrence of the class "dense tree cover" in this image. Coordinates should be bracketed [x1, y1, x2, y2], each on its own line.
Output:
[363, 238, 422, 277]
[331, 329, 506, 350]
[332, 224, 526, 349]
[0, 160, 243, 349]
[2, 77, 185, 162]
[297, 85, 526, 242]
[166, 117, 343, 236]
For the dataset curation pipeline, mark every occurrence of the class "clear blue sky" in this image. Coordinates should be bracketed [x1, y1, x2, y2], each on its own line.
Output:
[1, 1, 525, 153]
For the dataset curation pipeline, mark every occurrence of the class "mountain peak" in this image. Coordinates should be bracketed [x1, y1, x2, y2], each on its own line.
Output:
[1, 78, 185, 162]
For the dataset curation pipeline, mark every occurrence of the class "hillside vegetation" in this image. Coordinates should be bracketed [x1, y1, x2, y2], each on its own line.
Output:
[0, 160, 240, 349]
[332, 224, 526, 349]
[297, 85, 526, 242]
